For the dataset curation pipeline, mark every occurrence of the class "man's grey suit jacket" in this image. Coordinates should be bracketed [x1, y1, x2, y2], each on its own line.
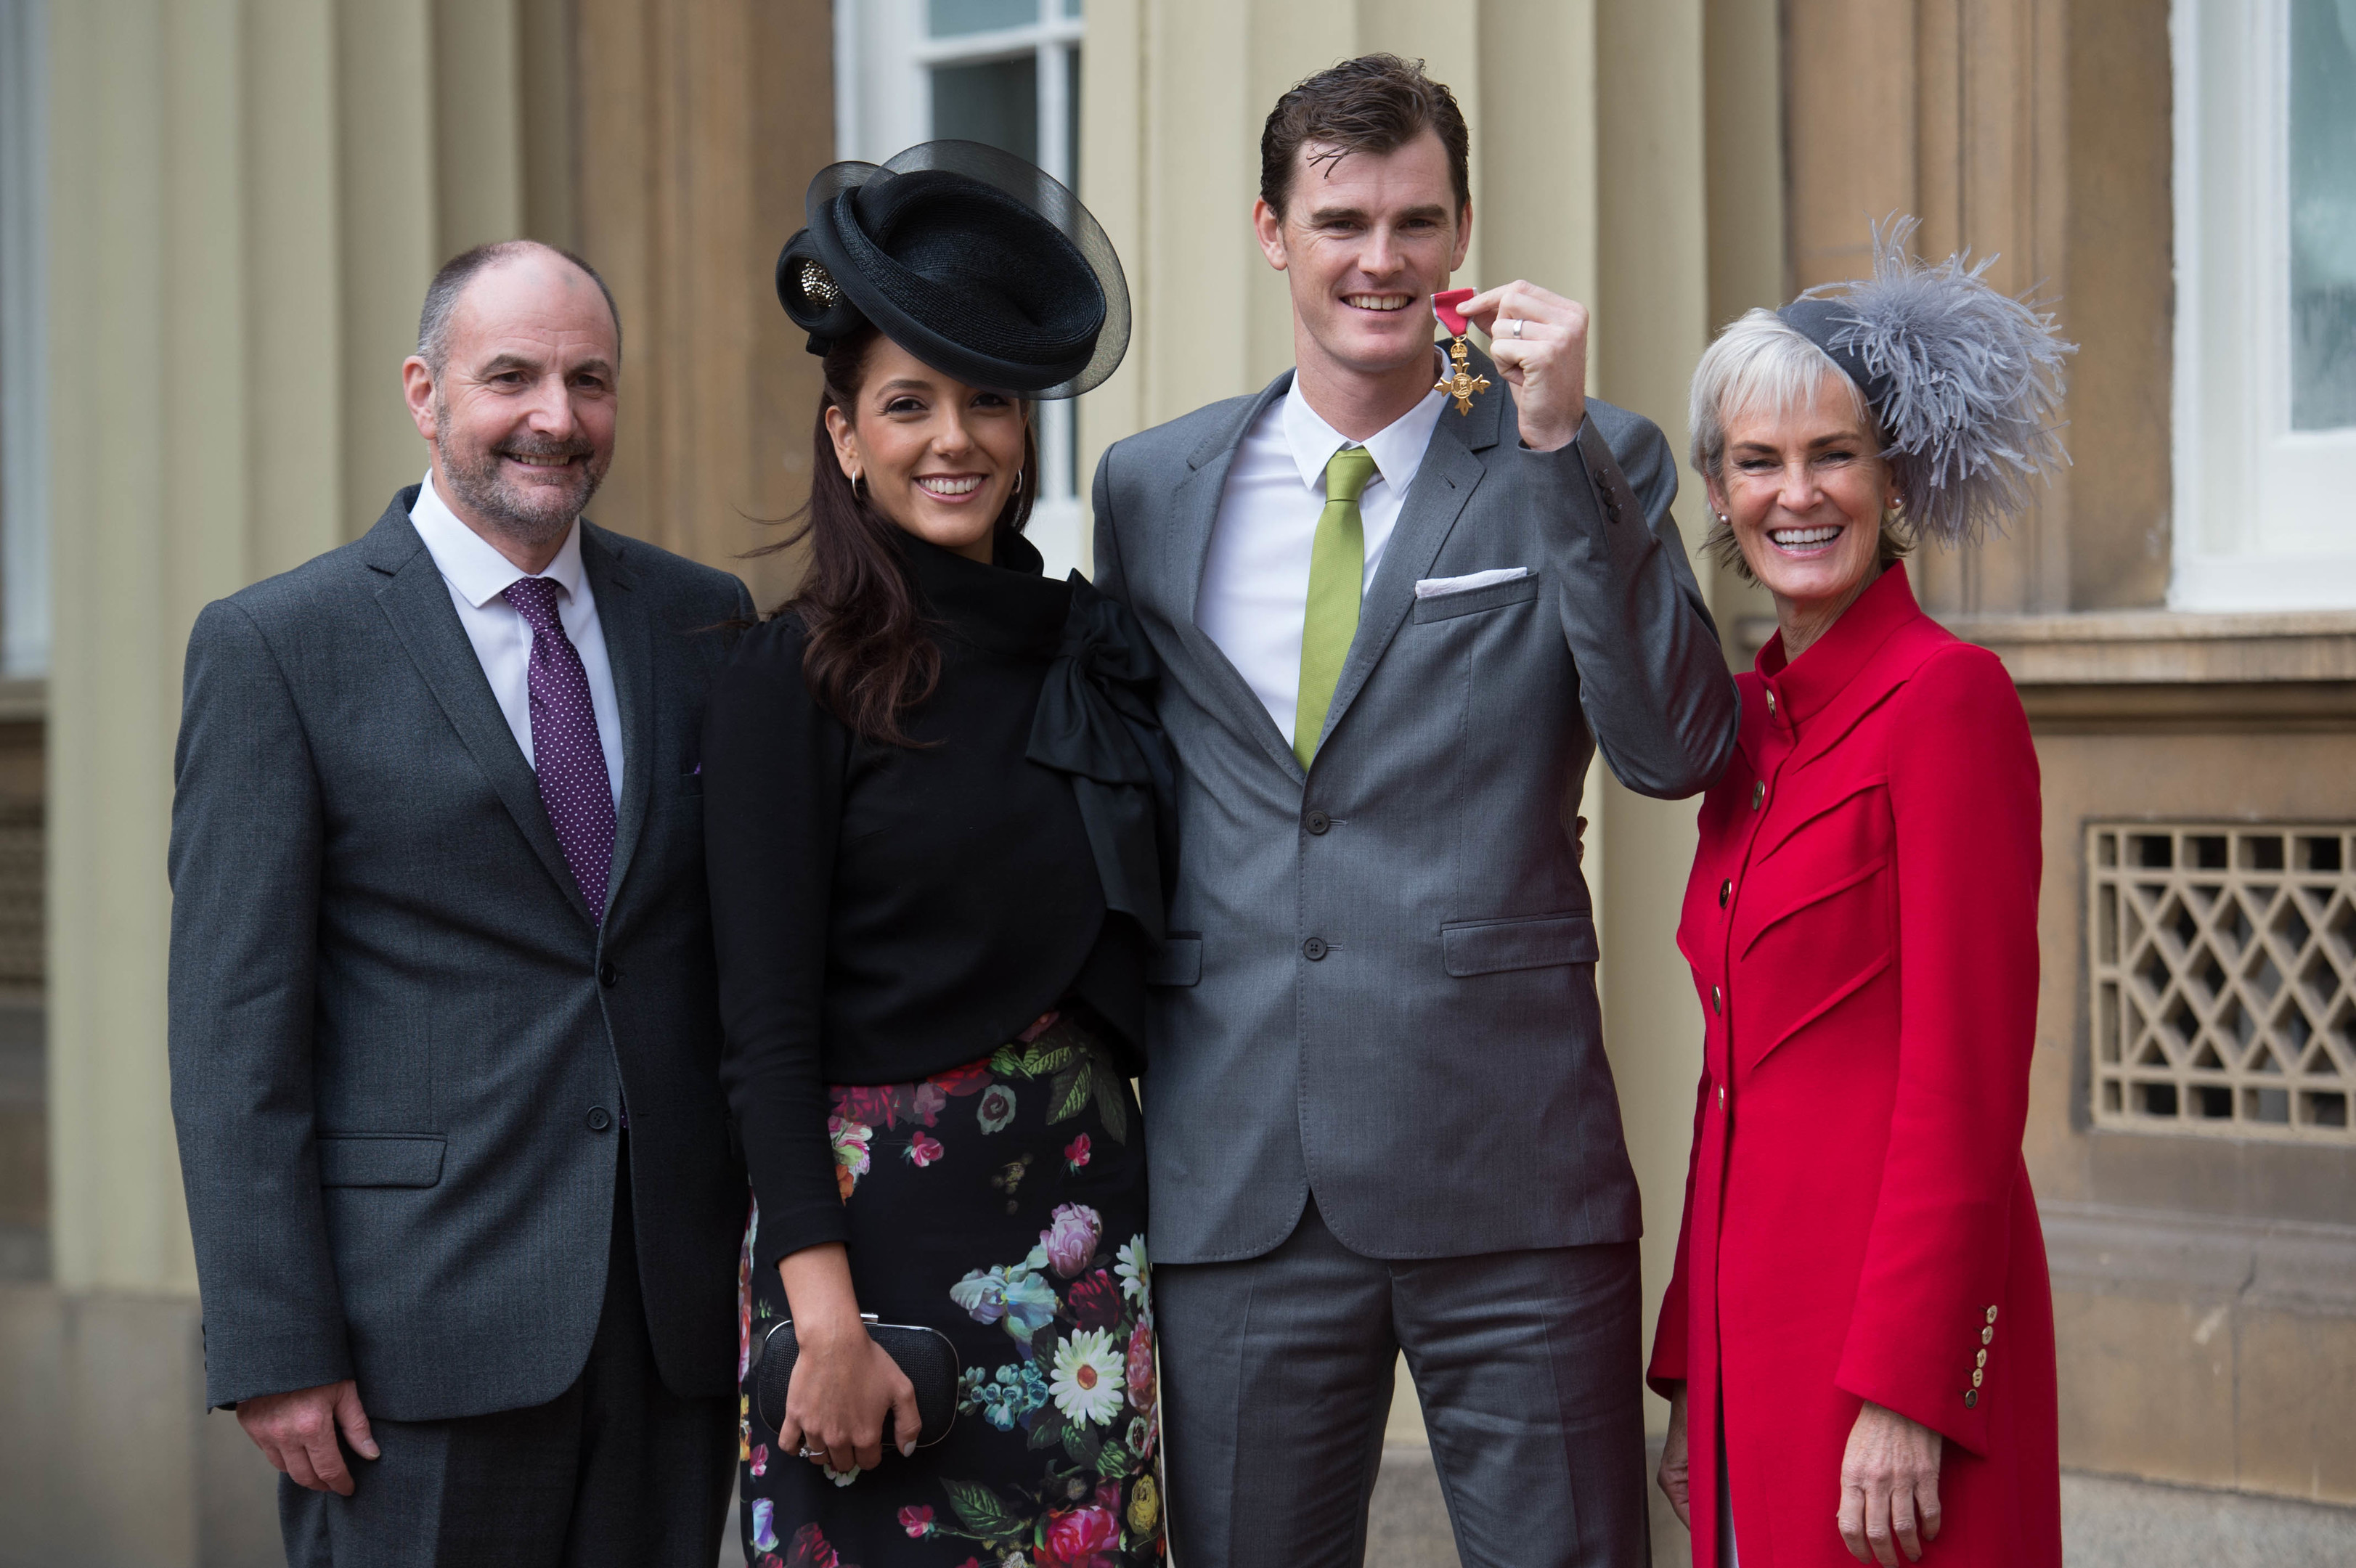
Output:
[168, 489, 753, 1421]
[1092, 354, 1740, 1267]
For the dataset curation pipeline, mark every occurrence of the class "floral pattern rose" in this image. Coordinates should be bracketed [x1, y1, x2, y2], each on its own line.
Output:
[1068, 1267, 1122, 1332]
[1125, 1318, 1156, 1418]
[782, 1524, 846, 1567]
[1125, 1474, 1162, 1538]
[977, 1083, 1018, 1133]
[1038, 1503, 1122, 1568]
[1040, 1203, 1103, 1278]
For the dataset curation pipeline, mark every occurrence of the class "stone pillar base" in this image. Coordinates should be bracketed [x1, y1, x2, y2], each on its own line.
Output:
[0, 1285, 277, 1568]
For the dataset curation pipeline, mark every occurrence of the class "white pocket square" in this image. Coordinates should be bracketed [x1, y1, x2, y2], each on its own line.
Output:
[1414, 568, 1530, 600]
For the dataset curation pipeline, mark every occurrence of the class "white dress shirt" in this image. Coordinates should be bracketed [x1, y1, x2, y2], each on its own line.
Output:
[1195, 369, 1451, 747]
[409, 473, 626, 808]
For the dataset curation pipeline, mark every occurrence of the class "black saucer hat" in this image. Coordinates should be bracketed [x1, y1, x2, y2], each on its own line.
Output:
[778, 140, 1130, 400]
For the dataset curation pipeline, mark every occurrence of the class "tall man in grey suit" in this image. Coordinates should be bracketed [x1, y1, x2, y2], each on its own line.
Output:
[1091, 57, 1740, 1567]
[168, 240, 753, 1566]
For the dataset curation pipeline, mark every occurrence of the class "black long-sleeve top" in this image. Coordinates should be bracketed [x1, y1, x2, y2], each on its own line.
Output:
[704, 529, 1146, 1266]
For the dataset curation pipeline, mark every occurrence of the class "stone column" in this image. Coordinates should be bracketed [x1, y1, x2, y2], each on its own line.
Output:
[23, 2, 547, 1559]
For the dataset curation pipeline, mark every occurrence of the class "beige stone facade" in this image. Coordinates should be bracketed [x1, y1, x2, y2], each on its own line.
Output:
[1, 0, 2349, 1561]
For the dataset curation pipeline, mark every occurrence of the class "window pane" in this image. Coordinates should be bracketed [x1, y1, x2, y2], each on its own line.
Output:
[2289, 0, 2356, 430]
[929, 0, 1039, 37]
[933, 55, 1039, 166]
[1062, 0, 1083, 16]
[1065, 46, 1081, 190]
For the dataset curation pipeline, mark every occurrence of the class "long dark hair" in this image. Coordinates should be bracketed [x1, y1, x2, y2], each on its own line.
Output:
[756, 327, 1038, 746]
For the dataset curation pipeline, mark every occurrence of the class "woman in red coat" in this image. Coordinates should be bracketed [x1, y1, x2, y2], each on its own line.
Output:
[1650, 223, 2072, 1568]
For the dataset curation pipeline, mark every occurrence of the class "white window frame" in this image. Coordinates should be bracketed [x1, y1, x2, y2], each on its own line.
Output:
[2172, 0, 2356, 611]
[0, 0, 49, 678]
[833, 0, 1090, 579]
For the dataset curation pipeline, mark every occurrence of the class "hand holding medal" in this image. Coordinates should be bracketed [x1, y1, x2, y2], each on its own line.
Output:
[1430, 280, 1591, 452]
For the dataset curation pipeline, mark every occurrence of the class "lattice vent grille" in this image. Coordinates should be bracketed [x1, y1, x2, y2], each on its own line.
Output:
[2090, 824, 2355, 1143]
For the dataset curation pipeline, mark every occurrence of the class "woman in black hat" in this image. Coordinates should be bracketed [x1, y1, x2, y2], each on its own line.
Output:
[704, 143, 1167, 1566]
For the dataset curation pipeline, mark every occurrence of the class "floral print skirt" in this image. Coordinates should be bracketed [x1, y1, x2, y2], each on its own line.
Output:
[738, 1006, 1164, 1568]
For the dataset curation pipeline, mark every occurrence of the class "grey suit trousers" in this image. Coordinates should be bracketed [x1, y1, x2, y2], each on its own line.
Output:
[1154, 1199, 1649, 1568]
[277, 1144, 735, 1567]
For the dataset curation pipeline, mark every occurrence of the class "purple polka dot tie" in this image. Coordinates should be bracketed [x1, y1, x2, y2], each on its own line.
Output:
[503, 576, 616, 923]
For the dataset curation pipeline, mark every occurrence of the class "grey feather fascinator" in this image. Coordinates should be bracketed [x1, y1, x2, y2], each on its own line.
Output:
[1778, 217, 2074, 547]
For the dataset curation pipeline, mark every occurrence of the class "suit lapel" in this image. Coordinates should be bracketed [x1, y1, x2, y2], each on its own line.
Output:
[362, 500, 597, 929]
[1314, 351, 1503, 754]
[1162, 372, 1305, 780]
[581, 523, 655, 923]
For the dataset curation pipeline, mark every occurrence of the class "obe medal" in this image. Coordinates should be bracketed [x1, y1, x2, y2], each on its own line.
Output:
[1431, 288, 1491, 415]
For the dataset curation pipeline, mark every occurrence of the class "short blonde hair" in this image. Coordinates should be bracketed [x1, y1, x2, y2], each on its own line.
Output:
[1689, 307, 1912, 585]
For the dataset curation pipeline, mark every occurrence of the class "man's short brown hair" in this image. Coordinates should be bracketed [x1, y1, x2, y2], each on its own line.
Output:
[1260, 54, 1471, 220]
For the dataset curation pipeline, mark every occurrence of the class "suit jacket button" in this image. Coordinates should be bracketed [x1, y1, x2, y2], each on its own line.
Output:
[1302, 936, 1329, 961]
[1987, 1305, 2000, 1323]
[1305, 810, 1331, 836]
[1976, 1349, 1988, 1368]
[587, 1106, 613, 1132]
[1718, 1085, 1727, 1109]
[1751, 780, 1766, 809]
[1765, 689, 1777, 715]
[598, 961, 618, 987]
[1964, 1389, 1978, 1408]
[1971, 1368, 1984, 1387]
[1982, 1326, 1994, 1344]
[1712, 985, 1723, 1015]
[1719, 879, 1732, 907]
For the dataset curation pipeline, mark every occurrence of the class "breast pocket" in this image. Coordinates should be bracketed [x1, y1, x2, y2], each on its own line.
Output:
[1410, 569, 1542, 624]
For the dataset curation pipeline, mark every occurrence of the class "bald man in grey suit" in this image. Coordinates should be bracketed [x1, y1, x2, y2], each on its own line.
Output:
[169, 241, 751, 1566]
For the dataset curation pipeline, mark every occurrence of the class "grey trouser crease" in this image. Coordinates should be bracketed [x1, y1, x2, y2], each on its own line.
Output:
[1154, 1196, 1650, 1568]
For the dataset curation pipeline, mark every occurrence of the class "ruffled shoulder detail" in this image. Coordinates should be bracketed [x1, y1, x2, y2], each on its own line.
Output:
[1027, 578, 1177, 940]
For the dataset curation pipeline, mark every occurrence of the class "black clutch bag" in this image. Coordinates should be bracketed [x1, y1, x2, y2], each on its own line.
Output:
[748, 1315, 962, 1449]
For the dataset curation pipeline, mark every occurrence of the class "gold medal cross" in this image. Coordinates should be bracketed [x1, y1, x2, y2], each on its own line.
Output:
[1436, 336, 1491, 415]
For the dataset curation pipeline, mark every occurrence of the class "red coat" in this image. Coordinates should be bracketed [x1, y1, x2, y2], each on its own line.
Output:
[1647, 566, 2060, 1567]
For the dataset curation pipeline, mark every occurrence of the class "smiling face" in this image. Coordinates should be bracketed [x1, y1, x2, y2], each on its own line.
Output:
[403, 249, 619, 556]
[1708, 369, 1898, 618]
[825, 335, 1029, 563]
[1254, 130, 1471, 386]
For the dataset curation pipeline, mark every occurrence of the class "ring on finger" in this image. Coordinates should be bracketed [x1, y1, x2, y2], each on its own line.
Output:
[799, 1445, 825, 1459]
[1508, 317, 1525, 338]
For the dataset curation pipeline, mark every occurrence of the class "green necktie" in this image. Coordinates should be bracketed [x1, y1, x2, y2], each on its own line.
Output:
[1295, 445, 1379, 766]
